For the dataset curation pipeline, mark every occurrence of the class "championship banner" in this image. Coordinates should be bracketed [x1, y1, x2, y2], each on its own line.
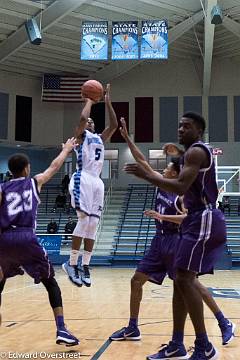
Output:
[112, 21, 138, 60]
[81, 21, 108, 60]
[140, 20, 168, 59]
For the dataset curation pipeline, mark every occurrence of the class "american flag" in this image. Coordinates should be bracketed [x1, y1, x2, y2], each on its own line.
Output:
[42, 74, 88, 102]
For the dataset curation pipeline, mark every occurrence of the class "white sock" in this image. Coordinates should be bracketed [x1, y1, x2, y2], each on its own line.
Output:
[70, 250, 80, 266]
[81, 250, 92, 266]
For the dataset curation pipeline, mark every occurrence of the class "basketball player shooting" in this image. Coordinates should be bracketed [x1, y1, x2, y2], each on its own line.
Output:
[62, 83, 118, 287]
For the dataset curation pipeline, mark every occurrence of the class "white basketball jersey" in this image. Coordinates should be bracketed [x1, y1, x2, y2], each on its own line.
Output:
[74, 129, 104, 177]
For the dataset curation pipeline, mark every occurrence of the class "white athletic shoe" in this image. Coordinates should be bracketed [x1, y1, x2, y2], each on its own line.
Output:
[81, 265, 91, 287]
[62, 261, 82, 287]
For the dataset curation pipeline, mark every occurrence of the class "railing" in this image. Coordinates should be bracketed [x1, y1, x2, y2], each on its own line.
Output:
[217, 166, 240, 193]
[113, 185, 133, 255]
[45, 187, 49, 213]
[135, 185, 155, 256]
[143, 187, 155, 254]
[113, 184, 156, 258]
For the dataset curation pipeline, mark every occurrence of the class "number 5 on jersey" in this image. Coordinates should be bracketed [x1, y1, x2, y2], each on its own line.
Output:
[95, 148, 102, 161]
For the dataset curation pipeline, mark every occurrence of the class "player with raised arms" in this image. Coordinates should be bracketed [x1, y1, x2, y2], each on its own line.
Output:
[110, 118, 235, 351]
[0, 138, 80, 346]
[63, 82, 118, 287]
[124, 112, 230, 360]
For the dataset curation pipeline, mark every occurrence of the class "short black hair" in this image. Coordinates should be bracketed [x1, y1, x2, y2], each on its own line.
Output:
[8, 153, 30, 176]
[170, 157, 181, 174]
[182, 112, 206, 134]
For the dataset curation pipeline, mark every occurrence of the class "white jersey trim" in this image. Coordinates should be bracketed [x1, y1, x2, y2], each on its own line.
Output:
[31, 178, 41, 204]
[174, 196, 182, 214]
[191, 143, 213, 172]
[187, 209, 213, 272]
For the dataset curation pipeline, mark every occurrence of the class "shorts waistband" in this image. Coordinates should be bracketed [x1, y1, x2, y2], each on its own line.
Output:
[156, 229, 179, 235]
[75, 169, 100, 177]
[187, 204, 216, 214]
[2, 226, 34, 233]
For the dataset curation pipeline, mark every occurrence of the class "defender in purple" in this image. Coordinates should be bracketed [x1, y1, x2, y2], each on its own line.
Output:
[124, 112, 228, 360]
[0, 138, 80, 347]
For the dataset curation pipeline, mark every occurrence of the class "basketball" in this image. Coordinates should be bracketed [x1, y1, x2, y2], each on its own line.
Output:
[81, 80, 104, 102]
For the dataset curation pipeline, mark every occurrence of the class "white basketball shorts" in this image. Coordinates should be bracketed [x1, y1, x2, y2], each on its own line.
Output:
[69, 171, 104, 218]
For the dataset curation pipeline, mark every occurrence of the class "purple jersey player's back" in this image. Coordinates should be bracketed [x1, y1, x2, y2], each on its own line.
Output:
[183, 142, 218, 211]
[0, 177, 40, 231]
[155, 188, 180, 234]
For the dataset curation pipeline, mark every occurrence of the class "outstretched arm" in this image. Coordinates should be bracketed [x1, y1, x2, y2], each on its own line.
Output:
[119, 117, 147, 162]
[75, 98, 95, 139]
[100, 84, 118, 142]
[120, 117, 157, 174]
[35, 138, 77, 192]
[124, 146, 206, 195]
[144, 209, 186, 224]
[120, 117, 146, 163]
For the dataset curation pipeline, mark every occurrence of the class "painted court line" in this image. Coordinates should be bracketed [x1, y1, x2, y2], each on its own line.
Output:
[6, 322, 17, 327]
[3, 283, 39, 294]
[90, 339, 112, 360]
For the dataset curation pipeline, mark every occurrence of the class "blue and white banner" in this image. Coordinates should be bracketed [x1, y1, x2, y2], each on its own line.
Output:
[37, 235, 62, 254]
[81, 21, 108, 60]
[112, 21, 138, 60]
[140, 20, 168, 59]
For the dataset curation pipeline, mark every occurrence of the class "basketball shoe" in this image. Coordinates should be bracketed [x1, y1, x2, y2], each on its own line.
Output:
[81, 265, 91, 287]
[62, 261, 82, 287]
[189, 341, 218, 360]
[146, 341, 189, 360]
[218, 320, 236, 345]
[56, 327, 79, 346]
[110, 326, 141, 341]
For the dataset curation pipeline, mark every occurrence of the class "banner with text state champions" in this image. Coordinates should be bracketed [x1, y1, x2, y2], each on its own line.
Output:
[140, 20, 168, 59]
[112, 21, 138, 60]
[81, 21, 108, 60]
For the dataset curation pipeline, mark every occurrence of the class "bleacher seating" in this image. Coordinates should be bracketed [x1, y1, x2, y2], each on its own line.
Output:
[220, 196, 240, 216]
[219, 195, 240, 267]
[112, 186, 240, 268]
[36, 184, 110, 253]
[36, 184, 76, 234]
[225, 216, 240, 267]
[33, 182, 240, 268]
[112, 184, 156, 263]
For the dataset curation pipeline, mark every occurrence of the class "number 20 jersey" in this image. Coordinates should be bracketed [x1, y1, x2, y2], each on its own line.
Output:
[0, 177, 40, 231]
[75, 129, 104, 177]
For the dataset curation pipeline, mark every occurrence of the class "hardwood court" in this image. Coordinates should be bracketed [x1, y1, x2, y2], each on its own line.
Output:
[0, 268, 239, 359]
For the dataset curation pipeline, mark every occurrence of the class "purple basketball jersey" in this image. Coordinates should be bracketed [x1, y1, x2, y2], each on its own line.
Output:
[136, 189, 181, 284]
[182, 142, 218, 211]
[176, 142, 226, 274]
[155, 188, 180, 234]
[0, 177, 40, 231]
